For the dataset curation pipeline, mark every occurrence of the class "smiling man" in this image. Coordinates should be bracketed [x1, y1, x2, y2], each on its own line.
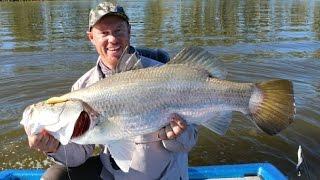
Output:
[24, 2, 198, 180]
[87, 7, 131, 70]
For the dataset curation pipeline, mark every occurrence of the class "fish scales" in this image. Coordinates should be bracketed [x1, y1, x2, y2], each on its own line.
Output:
[57, 65, 253, 140]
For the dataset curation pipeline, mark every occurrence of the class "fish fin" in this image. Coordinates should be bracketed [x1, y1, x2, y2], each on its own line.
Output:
[201, 112, 233, 135]
[46, 96, 68, 104]
[107, 140, 136, 172]
[115, 47, 143, 73]
[249, 79, 295, 135]
[129, 53, 143, 70]
[168, 46, 227, 79]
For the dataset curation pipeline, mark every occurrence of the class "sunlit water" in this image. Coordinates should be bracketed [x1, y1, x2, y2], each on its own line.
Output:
[0, 0, 319, 179]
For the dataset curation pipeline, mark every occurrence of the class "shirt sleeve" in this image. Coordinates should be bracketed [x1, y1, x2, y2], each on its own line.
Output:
[161, 124, 198, 153]
[47, 143, 95, 167]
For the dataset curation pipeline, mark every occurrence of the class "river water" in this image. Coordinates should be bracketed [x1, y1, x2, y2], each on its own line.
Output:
[0, 0, 319, 179]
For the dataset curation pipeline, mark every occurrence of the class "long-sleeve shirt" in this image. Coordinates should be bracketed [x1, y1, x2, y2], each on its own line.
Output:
[48, 48, 198, 180]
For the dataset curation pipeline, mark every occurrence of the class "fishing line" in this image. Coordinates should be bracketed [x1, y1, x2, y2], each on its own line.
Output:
[56, 103, 71, 180]
[299, 147, 312, 180]
[63, 146, 72, 180]
[113, 45, 129, 74]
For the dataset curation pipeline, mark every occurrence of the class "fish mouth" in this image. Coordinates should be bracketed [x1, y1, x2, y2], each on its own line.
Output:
[71, 111, 91, 139]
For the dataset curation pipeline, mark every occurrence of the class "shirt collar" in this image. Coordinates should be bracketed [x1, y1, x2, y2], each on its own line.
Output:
[96, 46, 140, 78]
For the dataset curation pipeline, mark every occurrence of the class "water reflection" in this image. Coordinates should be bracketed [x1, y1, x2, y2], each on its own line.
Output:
[0, 1, 93, 54]
[314, 2, 320, 39]
[1, 0, 320, 54]
[7, 2, 45, 42]
[142, 1, 164, 47]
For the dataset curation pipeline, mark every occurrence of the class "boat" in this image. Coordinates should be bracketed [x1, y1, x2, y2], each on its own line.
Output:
[0, 163, 286, 180]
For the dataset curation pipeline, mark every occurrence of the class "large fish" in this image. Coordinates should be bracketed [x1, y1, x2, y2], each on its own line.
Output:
[21, 47, 295, 172]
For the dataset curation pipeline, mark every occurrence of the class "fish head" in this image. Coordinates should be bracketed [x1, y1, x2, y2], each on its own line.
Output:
[21, 99, 99, 145]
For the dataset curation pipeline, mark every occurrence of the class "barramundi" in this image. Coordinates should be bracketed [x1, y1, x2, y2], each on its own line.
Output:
[21, 47, 295, 172]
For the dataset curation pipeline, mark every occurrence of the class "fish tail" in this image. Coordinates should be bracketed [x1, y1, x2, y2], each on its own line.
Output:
[249, 79, 295, 135]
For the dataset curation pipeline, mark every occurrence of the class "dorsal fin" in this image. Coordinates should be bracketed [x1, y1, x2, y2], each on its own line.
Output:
[114, 46, 143, 74]
[168, 46, 227, 79]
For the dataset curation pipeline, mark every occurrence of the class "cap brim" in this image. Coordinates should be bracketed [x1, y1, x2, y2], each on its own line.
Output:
[89, 12, 129, 31]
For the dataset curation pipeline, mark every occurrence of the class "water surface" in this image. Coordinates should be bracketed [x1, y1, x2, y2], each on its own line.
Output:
[0, 0, 319, 179]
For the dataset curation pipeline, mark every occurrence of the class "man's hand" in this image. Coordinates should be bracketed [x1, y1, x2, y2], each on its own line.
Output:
[25, 128, 60, 153]
[158, 113, 187, 140]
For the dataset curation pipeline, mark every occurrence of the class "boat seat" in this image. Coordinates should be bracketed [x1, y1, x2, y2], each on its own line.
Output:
[136, 47, 170, 64]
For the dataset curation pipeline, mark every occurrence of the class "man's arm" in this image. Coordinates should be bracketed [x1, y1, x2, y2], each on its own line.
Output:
[47, 142, 95, 167]
[25, 128, 95, 167]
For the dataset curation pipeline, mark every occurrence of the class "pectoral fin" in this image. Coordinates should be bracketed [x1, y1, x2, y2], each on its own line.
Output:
[106, 140, 136, 172]
[202, 111, 233, 135]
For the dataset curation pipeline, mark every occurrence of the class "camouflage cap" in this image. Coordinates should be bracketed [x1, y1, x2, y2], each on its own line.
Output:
[88, 2, 129, 31]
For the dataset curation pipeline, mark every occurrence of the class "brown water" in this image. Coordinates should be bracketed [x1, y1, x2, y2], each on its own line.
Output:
[0, 0, 319, 179]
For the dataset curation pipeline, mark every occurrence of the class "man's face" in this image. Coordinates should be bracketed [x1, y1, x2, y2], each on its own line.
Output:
[88, 16, 130, 69]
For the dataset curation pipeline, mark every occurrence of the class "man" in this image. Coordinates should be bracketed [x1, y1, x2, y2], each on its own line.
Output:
[24, 2, 198, 180]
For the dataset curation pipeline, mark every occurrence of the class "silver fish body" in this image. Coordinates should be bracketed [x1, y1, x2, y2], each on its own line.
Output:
[21, 47, 295, 146]
[60, 64, 253, 144]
